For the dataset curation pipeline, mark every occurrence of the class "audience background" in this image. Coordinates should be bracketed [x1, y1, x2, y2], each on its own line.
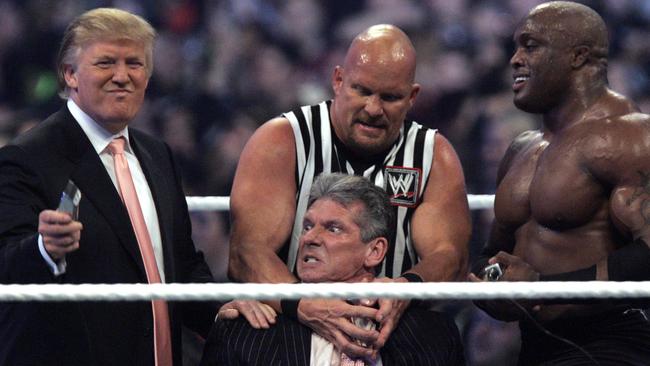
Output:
[1, 0, 649, 364]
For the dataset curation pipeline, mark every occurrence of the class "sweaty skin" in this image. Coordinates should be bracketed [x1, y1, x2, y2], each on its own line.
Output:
[473, 1, 650, 323]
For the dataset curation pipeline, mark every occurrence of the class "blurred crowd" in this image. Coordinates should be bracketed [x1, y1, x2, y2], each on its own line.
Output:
[1, 0, 649, 364]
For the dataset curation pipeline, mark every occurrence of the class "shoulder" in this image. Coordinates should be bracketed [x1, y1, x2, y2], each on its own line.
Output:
[579, 112, 650, 141]
[129, 127, 166, 149]
[241, 116, 296, 160]
[496, 129, 543, 183]
[128, 127, 175, 164]
[256, 116, 295, 140]
[502, 129, 543, 163]
[426, 133, 462, 174]
[2, 109, 76, 172]
[508, 129, 543, 154]
[578, 112, 650, 184]
[12, 109, 72, 151]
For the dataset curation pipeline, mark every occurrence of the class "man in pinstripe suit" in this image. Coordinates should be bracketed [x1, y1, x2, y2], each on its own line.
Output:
[202, 174, 464, 365]
[229, 24, 471, 360]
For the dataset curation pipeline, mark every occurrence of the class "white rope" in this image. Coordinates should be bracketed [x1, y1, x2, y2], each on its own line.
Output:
[186, 194, 495, 212]
[2, 281, 650, 302]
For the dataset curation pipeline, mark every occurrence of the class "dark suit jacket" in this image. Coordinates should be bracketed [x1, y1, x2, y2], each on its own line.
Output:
[201, 307, 465, 366]
[0, 107, 217, 366]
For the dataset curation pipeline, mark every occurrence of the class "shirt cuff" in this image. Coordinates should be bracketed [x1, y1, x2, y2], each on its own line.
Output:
[38, 234, 67, 276]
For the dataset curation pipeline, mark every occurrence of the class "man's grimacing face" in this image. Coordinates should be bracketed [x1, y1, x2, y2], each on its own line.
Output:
[297, 199, 376, 283]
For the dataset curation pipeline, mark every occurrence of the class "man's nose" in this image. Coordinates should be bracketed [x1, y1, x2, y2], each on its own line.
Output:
[510, 48, 524, 68]
[364, 95, 383, 117]
[302, 227, 323, 246]
[112, 63, 130, 84]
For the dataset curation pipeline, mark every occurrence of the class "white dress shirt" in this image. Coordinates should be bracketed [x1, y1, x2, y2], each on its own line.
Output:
[310, 317, 383, 366]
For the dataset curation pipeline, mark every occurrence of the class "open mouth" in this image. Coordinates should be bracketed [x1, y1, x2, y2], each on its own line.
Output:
[512, 75, 529, 91]
[303, 255, 319, 263]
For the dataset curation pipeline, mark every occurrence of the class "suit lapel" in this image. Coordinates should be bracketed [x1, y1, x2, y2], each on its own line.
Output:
[57, 109, 147, 278]
[129, 134, 175, 280]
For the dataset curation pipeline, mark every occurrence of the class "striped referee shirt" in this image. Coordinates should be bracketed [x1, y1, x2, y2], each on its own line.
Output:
[281, 100, 436, 278]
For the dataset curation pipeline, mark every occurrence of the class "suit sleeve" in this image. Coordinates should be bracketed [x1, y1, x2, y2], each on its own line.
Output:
[0, 145, 58, 284]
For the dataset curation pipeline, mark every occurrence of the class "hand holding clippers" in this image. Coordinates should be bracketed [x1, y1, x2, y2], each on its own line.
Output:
[57, 180, 81, 220]
[482, 263, 503, 281]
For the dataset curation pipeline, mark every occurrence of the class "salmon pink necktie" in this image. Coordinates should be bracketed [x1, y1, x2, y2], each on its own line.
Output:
[108, 137, 172, 366]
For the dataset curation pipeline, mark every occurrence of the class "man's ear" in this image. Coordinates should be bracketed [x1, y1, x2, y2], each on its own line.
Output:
[63, 64, 78, 89]
[408, 83, 420, 108]
[364, 237, 388, 268]
[571, 45, 590, 68]
[331, 66, 344, 95]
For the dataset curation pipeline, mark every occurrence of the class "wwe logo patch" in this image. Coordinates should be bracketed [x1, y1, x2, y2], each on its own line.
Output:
[385, 166, 421, 207]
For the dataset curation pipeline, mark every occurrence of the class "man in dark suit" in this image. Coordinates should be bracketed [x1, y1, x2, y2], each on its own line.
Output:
[200, 174, 464, 365]
[0, 8, 216, 366]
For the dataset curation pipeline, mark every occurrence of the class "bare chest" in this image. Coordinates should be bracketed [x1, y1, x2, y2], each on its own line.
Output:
[495, 139, 607, 230]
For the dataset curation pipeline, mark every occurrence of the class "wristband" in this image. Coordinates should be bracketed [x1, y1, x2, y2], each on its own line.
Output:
[280, 299, 300, 320]
[402, 272, 424, 308]
[402, 272, 424, 282]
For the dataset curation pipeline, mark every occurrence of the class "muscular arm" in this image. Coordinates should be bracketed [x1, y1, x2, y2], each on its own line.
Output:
[372, 134, 471, 348]
[468, 135, 532, 321]
[228, 117, 298, 288]
[408, 134, 471, 282]
[470, 132, 531, 275]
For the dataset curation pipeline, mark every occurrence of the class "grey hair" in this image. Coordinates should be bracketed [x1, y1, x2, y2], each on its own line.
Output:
[308, 173, 394, 245]
[56, 8, 156, 98]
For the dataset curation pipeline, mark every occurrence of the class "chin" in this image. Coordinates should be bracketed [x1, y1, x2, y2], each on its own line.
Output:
[350, 139, 390, 156]
[513, 98, 545, 114]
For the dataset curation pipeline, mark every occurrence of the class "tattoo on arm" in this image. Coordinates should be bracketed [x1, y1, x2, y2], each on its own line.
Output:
[626, 171, 650, 224]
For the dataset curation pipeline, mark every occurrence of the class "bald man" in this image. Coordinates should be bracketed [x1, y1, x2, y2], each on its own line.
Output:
[470, 2, 650, 364]
[228, 24, 470, 359]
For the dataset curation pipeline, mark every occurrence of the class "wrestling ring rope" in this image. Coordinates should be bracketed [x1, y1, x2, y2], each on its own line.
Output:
[3, 194, 648, 302]
[2, 282, 650, 302]
[185, 194, 496, 212]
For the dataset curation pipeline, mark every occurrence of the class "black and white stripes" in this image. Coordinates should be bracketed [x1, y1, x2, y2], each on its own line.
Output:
[282, 101, 436, 278]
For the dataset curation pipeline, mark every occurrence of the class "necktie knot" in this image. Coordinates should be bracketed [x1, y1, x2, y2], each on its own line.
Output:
[108, 137, 126, 155]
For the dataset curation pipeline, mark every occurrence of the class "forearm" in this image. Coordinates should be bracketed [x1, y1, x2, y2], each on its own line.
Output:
[474, 219, 518, 276]
[228, 244, 297, 283]
[408, 246, 467, 282]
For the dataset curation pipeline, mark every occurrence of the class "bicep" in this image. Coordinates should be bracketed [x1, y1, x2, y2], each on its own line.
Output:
[229, 118, 298, 259]
[410, 135, 470, 273]
[610, 184, 650, 242]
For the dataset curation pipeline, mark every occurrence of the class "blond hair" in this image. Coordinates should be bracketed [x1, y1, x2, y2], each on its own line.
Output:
[57, 8, 156, 98]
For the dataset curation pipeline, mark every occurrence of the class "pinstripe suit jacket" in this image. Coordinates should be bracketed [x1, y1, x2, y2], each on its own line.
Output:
[200, 308, 465, 366]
